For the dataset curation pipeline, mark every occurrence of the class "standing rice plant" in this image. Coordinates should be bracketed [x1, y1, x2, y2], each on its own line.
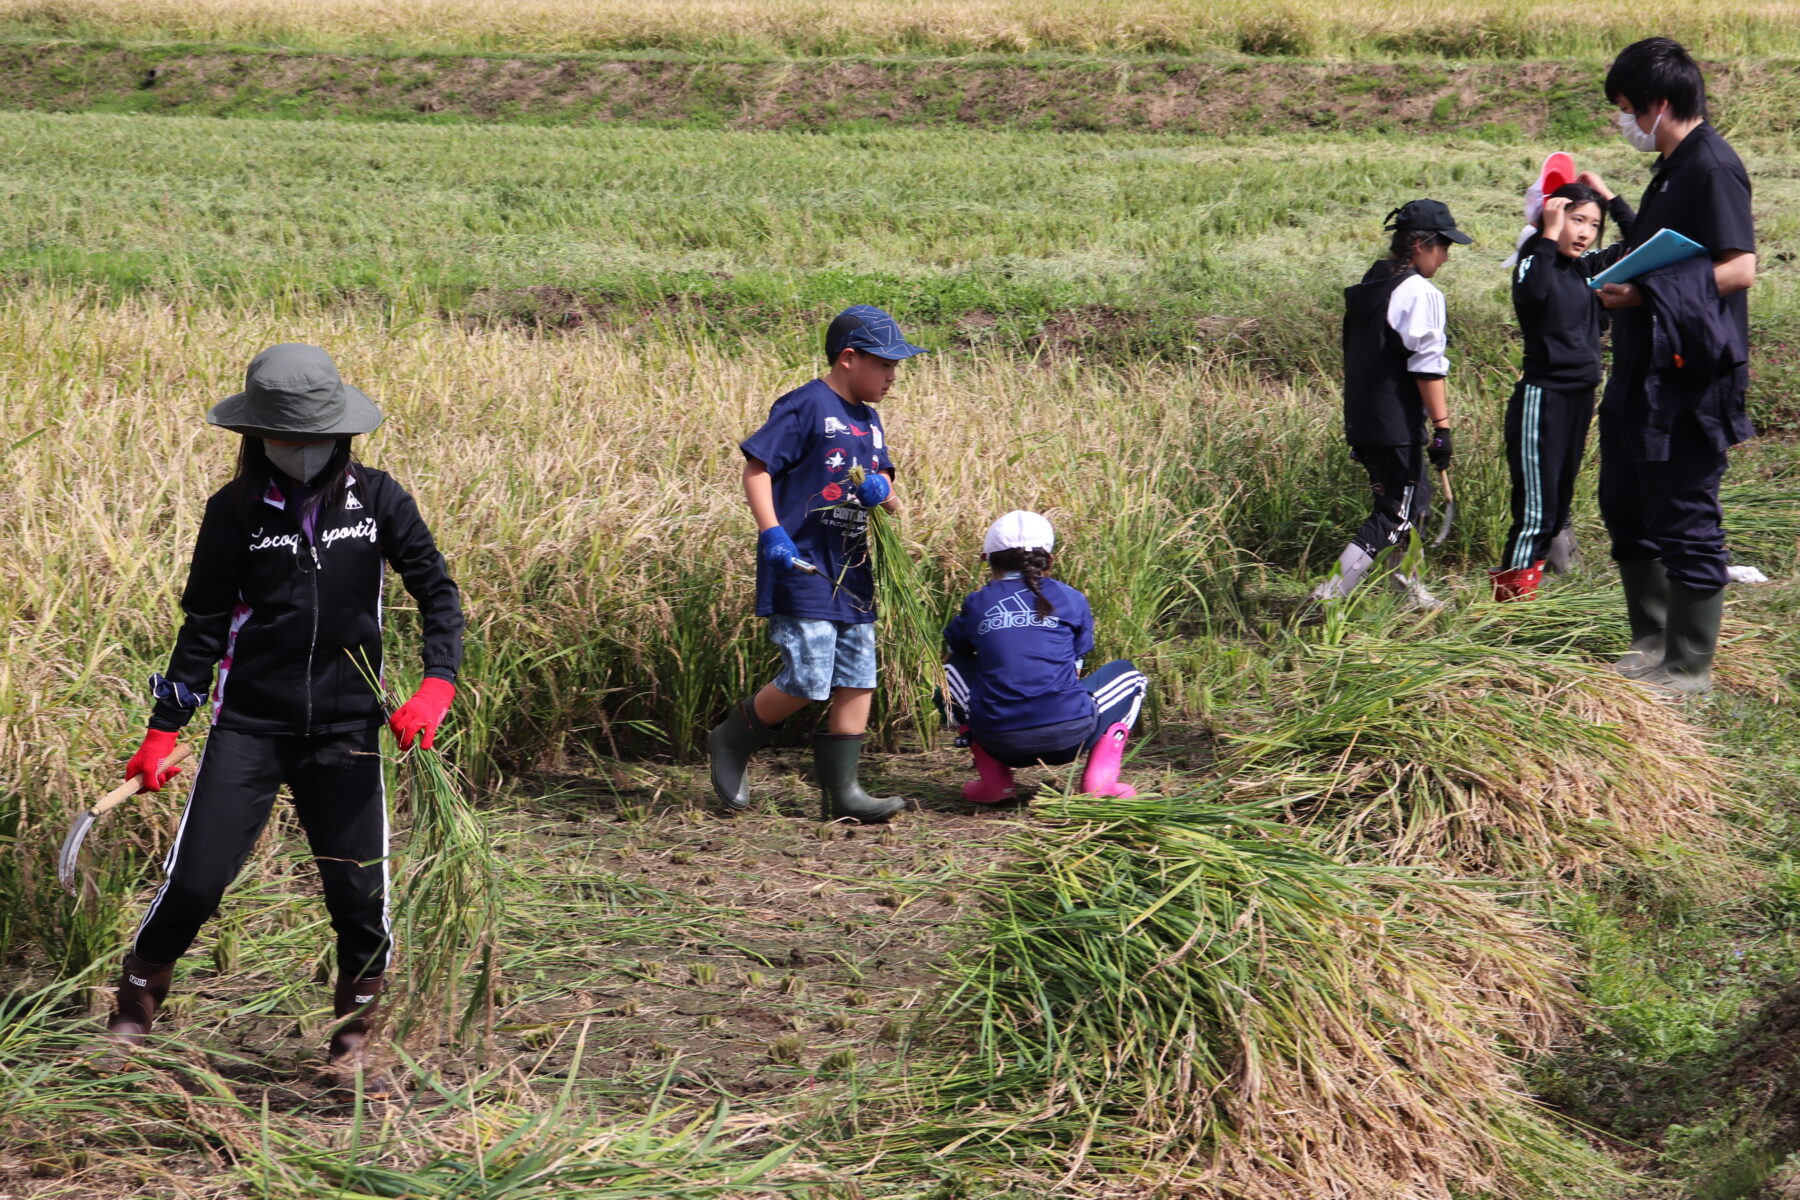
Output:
[869, 792, 1616, 1198]
[1227, 635, 1740, 883]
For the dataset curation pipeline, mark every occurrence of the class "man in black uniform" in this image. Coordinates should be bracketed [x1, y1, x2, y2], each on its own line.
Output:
[1597, 37, 1757, 695]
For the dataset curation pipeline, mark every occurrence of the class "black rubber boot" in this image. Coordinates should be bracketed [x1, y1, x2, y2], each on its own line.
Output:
[1614, 558, 1670, 674]
[1628, 583, 1724, 696]
[708, 697, 778, 812]
[812, 733, 905, 823]
[327, 974, 393, 1095]
[106, 952, 174, 1048]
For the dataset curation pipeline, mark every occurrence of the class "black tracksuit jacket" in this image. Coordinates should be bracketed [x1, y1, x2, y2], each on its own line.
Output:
[149, 466, 464, 735]
[1511, 195, 1636, 390]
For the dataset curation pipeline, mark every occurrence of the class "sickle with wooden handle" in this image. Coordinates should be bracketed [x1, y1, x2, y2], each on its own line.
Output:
[57, 743, 195, 897]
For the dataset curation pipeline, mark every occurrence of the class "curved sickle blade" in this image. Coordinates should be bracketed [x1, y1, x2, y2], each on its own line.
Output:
[57, 743, 194, 896]
[57, 811, 99, 896]
[1431, 469, 1456, 548]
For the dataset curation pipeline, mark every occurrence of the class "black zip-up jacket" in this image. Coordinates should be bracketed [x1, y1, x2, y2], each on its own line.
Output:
[1601, 255, 1752, 462]
[1512, 195, 1636, 390]
[149, 466, 464, 735]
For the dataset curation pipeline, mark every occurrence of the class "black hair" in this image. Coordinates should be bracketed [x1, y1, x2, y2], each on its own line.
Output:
[1387, 228, 1450, 268]
[987, 547, 1056, 618]
[1604, 37, 1707, 121]
[825, 311, 865, 363]
[229, 436, 354, 521]
[1543, 182, 1610, 242]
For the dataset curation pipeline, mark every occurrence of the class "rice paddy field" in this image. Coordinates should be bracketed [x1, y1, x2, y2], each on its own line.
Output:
[7, 5, 1800, 1198]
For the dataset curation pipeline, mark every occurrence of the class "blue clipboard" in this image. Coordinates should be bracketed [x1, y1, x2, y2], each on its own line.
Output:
[1586, 228, 1707, 289]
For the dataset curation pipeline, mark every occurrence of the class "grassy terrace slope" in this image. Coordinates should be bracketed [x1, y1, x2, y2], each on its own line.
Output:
[4, 0, 1800, 57]
[5, 113, 1798, 424]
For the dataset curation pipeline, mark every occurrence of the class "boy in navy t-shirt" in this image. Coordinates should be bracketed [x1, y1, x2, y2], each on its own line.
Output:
[708, 306, 925, 822]
[942, 512, 1149, 805]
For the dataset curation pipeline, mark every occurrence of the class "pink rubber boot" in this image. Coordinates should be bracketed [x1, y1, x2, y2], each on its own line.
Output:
[962, 742, 1018, 805]
[1080, 723, 1137, 798]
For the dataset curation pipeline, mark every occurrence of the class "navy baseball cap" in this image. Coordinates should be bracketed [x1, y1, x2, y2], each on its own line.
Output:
[825, 305, 929, 362]
[1384, 198, 1474, 244]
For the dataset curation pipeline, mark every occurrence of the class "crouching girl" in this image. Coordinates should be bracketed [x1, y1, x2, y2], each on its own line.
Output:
[942, 512, 1148, 804]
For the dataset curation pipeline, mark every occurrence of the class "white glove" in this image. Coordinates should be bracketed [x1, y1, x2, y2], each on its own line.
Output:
[1727, 564, 1771, 584]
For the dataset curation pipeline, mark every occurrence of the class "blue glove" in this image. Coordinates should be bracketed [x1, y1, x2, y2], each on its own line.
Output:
[758, 526, 808, 573]
[852, 472, 891, 508]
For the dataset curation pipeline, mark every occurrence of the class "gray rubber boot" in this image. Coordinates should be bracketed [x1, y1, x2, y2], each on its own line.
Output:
[708, 697, 778, 812]
[1614, 559, 1670, 674]
[1310, 543, 1376, 602]
[812, 733, 905, 823]
[1627, 583, 1723, 696]
[1545, 527, 1577, 574]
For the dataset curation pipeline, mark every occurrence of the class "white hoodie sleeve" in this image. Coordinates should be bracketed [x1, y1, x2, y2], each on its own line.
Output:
[1386, 274, 1449, 376]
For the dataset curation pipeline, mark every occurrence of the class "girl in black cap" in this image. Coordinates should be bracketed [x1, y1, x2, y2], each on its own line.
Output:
[1312, 199, 1470, 608]
[110, 344, 464, 1089]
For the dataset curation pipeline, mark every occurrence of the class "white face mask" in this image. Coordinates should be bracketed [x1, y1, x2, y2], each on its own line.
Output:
[1618, 106, 1663, 152]
[265, 441, 336, 484]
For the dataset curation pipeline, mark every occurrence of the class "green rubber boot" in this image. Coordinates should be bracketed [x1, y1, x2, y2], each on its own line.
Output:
[708, 697, 778, 812]
[1628, 583, 1723, 696]
[1614, 558, 1670, 674]
[812, 733, 905, 823]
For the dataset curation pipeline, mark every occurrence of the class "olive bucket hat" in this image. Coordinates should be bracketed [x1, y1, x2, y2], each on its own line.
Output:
[206, 344, 384, 439]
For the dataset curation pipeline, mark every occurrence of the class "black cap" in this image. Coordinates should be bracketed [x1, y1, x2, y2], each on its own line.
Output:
[1383, 199, 1473, 244]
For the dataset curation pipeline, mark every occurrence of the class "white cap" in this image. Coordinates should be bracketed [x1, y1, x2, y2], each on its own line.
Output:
[982, 510, 1055, 556]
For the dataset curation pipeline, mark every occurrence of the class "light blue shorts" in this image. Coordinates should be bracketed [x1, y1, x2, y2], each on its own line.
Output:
[769, 615, 878, 701]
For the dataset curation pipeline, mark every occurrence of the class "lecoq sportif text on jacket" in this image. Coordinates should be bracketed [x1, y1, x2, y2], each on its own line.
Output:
[150, 466, 464, 735]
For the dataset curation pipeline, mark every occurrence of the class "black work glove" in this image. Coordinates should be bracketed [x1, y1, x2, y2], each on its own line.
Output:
[1427, 426, 1453, 470]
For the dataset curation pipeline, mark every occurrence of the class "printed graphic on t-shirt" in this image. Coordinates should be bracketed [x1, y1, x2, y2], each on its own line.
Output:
[740, 379, 895, 623]
[976, 592, 1063, 635]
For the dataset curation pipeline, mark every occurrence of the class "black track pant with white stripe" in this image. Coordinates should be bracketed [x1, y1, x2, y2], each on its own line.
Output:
[1349, 444, 1433, 559]
[943, 656, 1149, 768]
[1500, 380, 1594, 571]
[133, 725, 391, 978]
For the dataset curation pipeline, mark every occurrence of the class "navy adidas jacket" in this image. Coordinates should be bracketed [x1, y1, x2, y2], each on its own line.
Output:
[943, 576, 1094, 733]
[150, 466, 464, 736]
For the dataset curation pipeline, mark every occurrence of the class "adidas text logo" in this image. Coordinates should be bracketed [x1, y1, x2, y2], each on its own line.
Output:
[976, 593, 1060, 635]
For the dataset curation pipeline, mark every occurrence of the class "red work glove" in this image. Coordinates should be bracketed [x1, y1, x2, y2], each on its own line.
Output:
[125, 728, 182, 792]
[389, 678, 455, 751]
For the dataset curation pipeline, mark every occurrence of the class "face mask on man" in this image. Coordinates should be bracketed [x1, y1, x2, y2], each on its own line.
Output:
[265, 440, 336, 484]
[1618, 105, 1663, 152]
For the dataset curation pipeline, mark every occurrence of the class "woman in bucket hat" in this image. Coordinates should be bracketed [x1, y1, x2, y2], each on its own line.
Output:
[941, 512, 1150, 805]
[111, 344, 464, 1090]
